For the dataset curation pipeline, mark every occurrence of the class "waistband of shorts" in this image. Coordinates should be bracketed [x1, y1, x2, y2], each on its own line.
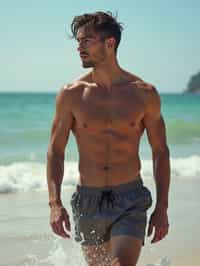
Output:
[76, 176, 143, 195]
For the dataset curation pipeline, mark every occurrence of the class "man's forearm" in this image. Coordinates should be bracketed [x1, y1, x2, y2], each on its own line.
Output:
[153, 147, 170, 210]
[47, 150, 64, 207]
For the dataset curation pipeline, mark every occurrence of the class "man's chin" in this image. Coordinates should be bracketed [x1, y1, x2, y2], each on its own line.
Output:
[81, 61, 94, 68]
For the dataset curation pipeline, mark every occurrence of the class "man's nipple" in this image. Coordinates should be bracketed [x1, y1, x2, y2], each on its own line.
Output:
[103, 165, 110, 171]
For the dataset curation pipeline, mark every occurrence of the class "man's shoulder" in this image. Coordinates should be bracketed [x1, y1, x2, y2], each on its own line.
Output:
[58, 79, 88, 98]
[61, 72, 92, 93]
[127, 78, 161, 113]
[56, 74, 91, 109]
[129, 78, 160, 102]
[136, 82, 160, 113]
[55, 82, 82, 109]
[122, 70, 159, 97]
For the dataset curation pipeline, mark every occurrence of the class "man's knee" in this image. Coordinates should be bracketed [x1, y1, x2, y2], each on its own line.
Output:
[111, 257, 136, 266]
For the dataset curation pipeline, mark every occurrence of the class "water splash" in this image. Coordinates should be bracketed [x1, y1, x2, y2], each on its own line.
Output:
[42, 240, 68, 266]
[42, 238, 85, 266]
[1, 156, 200, 194]
[17, 254, 44, 266]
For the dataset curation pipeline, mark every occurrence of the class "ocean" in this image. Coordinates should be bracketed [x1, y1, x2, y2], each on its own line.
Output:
[0, 92, 200, 266]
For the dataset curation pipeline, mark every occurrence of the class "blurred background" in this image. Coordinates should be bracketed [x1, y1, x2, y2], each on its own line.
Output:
[0, 1, 200, 266]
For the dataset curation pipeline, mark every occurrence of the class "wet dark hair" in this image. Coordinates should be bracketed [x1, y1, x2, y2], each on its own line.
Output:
[71, 11, 123, 53]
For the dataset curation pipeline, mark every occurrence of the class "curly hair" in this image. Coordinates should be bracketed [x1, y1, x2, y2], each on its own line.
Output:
[71, 11, 123, 53]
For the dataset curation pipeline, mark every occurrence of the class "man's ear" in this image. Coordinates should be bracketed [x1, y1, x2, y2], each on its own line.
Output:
[106, 37, 115, 48]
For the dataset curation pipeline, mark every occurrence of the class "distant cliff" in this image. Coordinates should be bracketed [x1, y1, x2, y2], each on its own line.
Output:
[185, 71, 200, 93]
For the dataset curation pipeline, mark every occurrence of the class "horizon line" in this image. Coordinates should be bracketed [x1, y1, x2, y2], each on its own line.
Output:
[0, 90, 185, 94]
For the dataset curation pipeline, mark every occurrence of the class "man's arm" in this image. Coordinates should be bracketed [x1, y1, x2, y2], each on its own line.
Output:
[47, 86, 74, 208]
[142, 87, 170, 243]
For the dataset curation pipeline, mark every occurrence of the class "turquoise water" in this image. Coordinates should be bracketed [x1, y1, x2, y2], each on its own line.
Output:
[1, 93, 200, 266]
[0, 92, 200, 194]
[0, 92, 200, 164]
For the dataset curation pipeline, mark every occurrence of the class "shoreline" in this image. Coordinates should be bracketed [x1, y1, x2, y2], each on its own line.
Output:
[0, 179, 200, 265]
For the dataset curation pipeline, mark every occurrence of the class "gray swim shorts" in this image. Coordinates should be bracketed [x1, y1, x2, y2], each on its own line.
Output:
[70, 178, 152, 246]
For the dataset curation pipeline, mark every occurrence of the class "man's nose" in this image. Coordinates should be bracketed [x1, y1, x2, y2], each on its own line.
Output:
[77, 42, 86, 52]
[77, 45, 82, 52]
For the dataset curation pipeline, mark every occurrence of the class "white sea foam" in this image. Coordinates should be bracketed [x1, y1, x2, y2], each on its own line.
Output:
[0, 155, 200, 193]
[20, 238, 171, 266]
[0, 161, 78, 194]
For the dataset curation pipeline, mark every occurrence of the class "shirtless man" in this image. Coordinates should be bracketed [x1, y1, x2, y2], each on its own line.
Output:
[47, 11, 170, 266]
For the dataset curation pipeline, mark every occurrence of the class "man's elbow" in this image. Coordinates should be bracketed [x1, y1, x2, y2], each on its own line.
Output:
[47, 146, 64, 161]
[152, 145, 170, 158]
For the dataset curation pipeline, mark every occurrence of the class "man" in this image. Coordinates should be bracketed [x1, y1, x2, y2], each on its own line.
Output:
[47, 11, 170, 266]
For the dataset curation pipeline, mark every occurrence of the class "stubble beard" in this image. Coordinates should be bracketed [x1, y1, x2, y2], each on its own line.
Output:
[82, 60, 95, 68]
[81, 49, 107, 68]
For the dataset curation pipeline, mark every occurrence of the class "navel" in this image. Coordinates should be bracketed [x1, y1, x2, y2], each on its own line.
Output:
[103, 165, 110, 171]
[83, 122, 88, 128]
[130, 122, 135, 127]
[107, 119, 113, 126]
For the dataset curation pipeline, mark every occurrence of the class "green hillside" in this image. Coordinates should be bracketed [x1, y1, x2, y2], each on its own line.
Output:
[185, 71, 200, 93]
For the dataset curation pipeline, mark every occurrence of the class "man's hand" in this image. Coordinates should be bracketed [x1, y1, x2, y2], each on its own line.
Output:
[50, 206, 71, 238]
[147, 207, 169, 243]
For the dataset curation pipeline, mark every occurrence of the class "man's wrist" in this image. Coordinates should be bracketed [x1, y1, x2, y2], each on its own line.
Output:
[155, 201, 168, 210]
[48, 199, 63, 208]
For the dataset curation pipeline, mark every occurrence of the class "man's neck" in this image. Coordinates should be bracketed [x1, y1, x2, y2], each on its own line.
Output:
[91, 60, 126, 90]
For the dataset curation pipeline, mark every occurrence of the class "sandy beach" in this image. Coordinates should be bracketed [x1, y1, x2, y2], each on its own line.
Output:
[1, 179, 200, 266]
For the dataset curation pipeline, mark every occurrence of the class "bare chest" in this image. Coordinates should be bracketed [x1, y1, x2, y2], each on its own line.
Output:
[72, 86, 145, 132]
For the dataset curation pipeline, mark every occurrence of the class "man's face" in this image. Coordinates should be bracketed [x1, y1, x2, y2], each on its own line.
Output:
[76, 27, 107, 68]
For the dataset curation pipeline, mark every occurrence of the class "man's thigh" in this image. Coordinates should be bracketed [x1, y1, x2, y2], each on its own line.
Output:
[110, 235, 143, 266]
[81, 240, 112, 266]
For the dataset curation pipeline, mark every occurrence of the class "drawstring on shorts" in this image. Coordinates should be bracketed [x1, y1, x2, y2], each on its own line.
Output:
[98, 190, 116, 212]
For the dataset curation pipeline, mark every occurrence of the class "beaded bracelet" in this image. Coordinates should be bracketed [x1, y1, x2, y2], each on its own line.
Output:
[48, 200, 63, 208]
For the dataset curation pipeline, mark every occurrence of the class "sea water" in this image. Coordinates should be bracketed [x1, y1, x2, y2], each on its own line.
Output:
[0, 92, 200, 265]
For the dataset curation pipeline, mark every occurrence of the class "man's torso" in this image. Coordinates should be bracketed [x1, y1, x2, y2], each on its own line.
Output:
[65, 72, 151, 186]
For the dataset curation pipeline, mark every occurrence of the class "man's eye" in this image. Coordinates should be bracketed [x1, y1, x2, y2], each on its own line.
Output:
[77, 39, 91, 45]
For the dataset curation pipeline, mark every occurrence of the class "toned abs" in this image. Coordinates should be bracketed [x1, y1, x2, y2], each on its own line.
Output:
[69, 82, 147, 187]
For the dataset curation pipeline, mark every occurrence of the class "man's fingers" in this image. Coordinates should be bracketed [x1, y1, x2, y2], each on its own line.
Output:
[151, 230, 161, 243]
[151, 226, 168, 243]
[57, 222, 70, 238]
[151, 226, 161, 243]
[64, 214, 71, 231]
[147, 222, 153, 236]
[51, 221, 70, 238]
[51, 221, 60, 235]
[50, 207, 71, 238]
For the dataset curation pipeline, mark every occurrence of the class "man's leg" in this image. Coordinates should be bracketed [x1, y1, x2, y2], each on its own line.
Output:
[81, 240, 112, 266]
[110, 235, 143, 266]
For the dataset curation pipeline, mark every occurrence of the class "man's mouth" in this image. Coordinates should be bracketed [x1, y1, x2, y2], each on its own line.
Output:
[80, 53, 88, 59]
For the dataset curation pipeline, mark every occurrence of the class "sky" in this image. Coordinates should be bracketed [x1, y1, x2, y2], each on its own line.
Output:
[0, 0, 200, 93]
